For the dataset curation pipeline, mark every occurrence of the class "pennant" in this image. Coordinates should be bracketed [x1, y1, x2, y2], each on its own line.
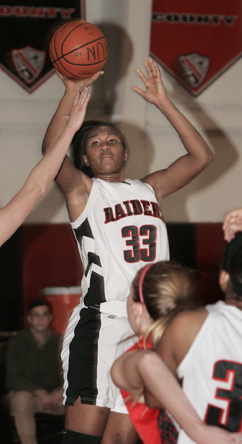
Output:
[0, 1, 85, 93]
[150, 0, 242, 96]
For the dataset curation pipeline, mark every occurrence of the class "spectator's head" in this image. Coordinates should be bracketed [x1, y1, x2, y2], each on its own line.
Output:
[27, 297, 53, 334]
[220, 233, 242, 305]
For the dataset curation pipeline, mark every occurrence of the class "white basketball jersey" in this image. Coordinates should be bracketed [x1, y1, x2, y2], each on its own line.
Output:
[71, 178, 169, 310]
[177, 301, 242, 443]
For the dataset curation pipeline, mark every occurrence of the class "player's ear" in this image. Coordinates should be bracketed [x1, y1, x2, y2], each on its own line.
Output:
[83, 155, 89, 166]
[134, 302, 143, 319]
[219, 269, 230, 291]
[124, 150, 128, 162]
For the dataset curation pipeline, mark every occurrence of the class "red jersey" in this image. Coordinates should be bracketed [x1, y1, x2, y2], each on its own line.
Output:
[120, 336, 178, 444]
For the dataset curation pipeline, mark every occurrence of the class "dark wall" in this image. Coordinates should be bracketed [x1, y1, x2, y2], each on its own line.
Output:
[167, 223, 226, 305]
[0, 223, 226, 331]
[0, 229, 23, 331]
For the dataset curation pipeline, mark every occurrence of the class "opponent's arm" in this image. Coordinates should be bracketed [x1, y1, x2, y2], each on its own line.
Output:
[223, 207, 242, 241]
[111, 350, 242, 444]
[0, 89, 90, 247]
[133, 58, 213, 201]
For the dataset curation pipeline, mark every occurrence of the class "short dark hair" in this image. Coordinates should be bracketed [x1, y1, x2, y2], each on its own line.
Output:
[71, 120, 128, 178]
[223, 232, 242, 299]
[28, 297, 53, 314]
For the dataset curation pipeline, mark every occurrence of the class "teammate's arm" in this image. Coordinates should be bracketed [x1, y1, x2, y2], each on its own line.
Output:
[133, 58, 213, 202]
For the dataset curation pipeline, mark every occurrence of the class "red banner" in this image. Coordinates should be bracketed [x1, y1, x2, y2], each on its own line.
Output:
[0, 1, 85, 93]
[150, 0, 242, 95]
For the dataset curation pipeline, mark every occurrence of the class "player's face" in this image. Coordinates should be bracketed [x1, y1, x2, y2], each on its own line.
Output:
[83, 126, 128, 177]
[28, 306, 53, 333]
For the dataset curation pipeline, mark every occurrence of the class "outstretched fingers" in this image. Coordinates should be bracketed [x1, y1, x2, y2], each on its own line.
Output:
[135, 66, 149, 84]
[135, 59, 157, 84]
[132, 65, 149, 98]
[84, 70, 104, 87]
[144, 59, 153, 78]
[55, 69, 104, 92]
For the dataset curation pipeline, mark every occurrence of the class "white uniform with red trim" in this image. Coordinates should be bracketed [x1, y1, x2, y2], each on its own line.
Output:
[177, 300, 242, 443]
[61, 178, 169, 410]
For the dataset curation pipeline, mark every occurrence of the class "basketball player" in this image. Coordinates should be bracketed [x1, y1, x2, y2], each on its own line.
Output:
[0, 87, 91, 248]
[42, 58, 213, 444]
[223, 207, 242, 241]
[111, 261, 242, 444]
[150, 233, 242, 442]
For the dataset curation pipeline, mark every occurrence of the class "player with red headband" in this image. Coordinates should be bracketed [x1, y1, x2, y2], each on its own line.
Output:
[112, 238, 242, 443]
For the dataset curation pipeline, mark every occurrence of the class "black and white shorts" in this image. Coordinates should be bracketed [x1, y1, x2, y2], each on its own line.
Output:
[61, 300, 136, 414]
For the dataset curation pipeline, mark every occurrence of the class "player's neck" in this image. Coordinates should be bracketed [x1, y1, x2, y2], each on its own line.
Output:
[95, 171, 126, 183]
[225, 294, 242, 310]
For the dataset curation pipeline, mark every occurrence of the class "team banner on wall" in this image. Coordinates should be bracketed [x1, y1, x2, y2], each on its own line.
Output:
[150, 0, 242, 96]
[0, 1, 85, 93]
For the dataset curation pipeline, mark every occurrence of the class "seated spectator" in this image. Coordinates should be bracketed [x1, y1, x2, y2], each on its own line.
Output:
[6, 297, 64, 444]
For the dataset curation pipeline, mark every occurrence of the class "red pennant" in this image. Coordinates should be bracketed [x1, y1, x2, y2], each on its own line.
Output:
[150, 0, 242, 95]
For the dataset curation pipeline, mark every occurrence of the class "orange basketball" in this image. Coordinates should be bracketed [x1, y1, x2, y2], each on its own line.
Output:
[49, 20, 108, 79]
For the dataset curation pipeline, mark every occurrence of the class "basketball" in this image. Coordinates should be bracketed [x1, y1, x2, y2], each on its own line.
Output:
[49, 20, 108, 79]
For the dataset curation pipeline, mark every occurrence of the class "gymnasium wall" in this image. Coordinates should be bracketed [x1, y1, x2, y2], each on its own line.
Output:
[0, 0, 241, 223]
[0, 222, 225, 331]
[0, 0, 241, 329]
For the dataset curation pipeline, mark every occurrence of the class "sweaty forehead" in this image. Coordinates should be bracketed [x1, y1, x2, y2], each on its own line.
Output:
[87, 125, 121, 139]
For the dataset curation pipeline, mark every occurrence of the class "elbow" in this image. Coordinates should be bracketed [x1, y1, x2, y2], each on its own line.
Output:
[203, 146, 214, 168]
[196, 147, 214, 172]
[206, 148, 214, 166]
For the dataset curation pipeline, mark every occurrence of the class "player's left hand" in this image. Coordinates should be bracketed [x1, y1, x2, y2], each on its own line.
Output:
[132, 57, 168, 107]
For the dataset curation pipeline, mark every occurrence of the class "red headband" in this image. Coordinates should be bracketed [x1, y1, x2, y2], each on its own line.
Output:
[138, 264, 152, 304]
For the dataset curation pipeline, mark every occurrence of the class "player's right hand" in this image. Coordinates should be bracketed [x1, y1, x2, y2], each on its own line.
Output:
[56, 70, 104, 92]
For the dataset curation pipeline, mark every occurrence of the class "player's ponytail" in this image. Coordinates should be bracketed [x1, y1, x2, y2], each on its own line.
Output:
[133, 261, 199, 348]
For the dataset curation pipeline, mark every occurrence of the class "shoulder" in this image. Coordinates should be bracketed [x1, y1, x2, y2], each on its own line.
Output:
[7, 329, 30, 349]
[157, 309, 209, 368]
[164, 309, 208, 340]
[9, 329, 29, 340]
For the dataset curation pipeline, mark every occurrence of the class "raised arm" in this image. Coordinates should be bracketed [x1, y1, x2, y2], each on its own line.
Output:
[111, 350, 242, 444]
[0, 88, 90, 247]
[133, 58, 213, 201]
[223, 207, 242, 241]
[42, 71, 103, 193]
